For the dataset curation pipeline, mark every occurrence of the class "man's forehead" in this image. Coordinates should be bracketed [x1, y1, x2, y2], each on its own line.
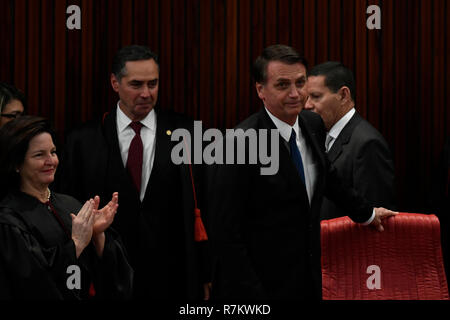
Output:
[124, 58, 157, 68]
[306, 75, 328, 90]
[123, 59, 159, 78]
[125, 75, 159, 82]
[267, 61, 306, 80]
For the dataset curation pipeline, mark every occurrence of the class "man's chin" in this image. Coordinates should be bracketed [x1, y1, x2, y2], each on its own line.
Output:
[136, 104, 154, 113]
[288, 106, 303, 115]
[136, 103, 153, 109]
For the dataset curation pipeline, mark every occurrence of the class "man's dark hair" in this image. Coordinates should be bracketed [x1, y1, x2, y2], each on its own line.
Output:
[0, 82, 26, 113]
[111, 45, 159, 82]
[0, 116, 55, 196]
[308, 61, 356, 102]
[252, 44, 308, 84]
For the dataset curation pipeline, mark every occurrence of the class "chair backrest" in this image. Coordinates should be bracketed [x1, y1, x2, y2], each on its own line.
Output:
[321, 213, 449, 300]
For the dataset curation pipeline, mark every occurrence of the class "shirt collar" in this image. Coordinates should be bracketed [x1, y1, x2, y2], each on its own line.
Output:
[328, 108, 355, 139]
[116, 101, 156, 133]
[264, 107, 300, 142]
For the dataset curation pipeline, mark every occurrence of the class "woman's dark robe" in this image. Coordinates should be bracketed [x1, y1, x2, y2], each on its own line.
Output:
[0, 191, 133, 299]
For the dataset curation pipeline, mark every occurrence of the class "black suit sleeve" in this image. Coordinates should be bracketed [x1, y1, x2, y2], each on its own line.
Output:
[353, 138, 396, 209]
[324, 162, 373, 223]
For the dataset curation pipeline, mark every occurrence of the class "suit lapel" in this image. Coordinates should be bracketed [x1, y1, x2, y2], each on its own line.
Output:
[327, 112, 362, 163]
[258, 108, 308, 197]
[298, 112, 325, 166]
[298, 111, 328, 211]
[142, 109, 174, 204]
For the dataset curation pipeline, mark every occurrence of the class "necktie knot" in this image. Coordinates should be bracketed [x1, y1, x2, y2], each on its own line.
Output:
[289, 128, 297, 143]
[325, 133, 334, 152]
[130, 121, 143, 134]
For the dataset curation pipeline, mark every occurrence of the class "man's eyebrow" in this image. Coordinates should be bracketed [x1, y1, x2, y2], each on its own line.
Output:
[275, 78, 291, 82]
[129, 78, 158, 83]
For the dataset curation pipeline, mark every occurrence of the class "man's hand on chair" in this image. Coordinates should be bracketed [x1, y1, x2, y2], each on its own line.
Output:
[370, 208, 398, 232]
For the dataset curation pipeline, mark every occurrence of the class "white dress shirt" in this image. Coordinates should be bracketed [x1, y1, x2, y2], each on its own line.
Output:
[326, 108, 356, 152]
[265, 107, 317, 204]
[116, 102, 157, 201]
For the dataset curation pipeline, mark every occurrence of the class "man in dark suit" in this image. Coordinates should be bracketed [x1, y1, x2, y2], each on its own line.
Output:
[304, 61, 396, 221]
[208, 45, 396, 300]
[55, 45, 209, 300]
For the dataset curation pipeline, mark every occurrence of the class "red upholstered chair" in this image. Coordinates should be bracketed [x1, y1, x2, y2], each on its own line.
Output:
[321, 213, 449, 300]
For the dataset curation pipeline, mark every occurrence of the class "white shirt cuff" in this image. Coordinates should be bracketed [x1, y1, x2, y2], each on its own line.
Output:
[361, 209, 376, 225]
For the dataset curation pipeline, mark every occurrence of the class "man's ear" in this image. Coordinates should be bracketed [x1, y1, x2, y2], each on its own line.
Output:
[255, 82, 265, 101]
[111, 74, 120, 92]
[338, 86, 351, 103]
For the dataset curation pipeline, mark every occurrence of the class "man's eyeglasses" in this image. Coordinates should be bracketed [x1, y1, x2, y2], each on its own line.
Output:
[0, 112, 23, 119]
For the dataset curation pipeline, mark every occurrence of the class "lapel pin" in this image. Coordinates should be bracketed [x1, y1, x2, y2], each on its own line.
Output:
[166, 130, 172, 136]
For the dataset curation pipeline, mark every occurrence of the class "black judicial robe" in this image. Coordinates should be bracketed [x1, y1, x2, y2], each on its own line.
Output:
[0, 191, 133, 300]
[55, 107, 208, 300]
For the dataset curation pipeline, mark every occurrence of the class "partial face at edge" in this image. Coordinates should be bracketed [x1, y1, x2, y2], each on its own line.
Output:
[0, 99, 24, 127]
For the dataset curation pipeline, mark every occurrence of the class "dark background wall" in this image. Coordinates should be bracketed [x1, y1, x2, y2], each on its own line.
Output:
[1, 0, 448, 213]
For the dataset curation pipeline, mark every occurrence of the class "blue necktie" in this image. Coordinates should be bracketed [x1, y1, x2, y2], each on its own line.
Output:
[289, 129, 305, 184]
